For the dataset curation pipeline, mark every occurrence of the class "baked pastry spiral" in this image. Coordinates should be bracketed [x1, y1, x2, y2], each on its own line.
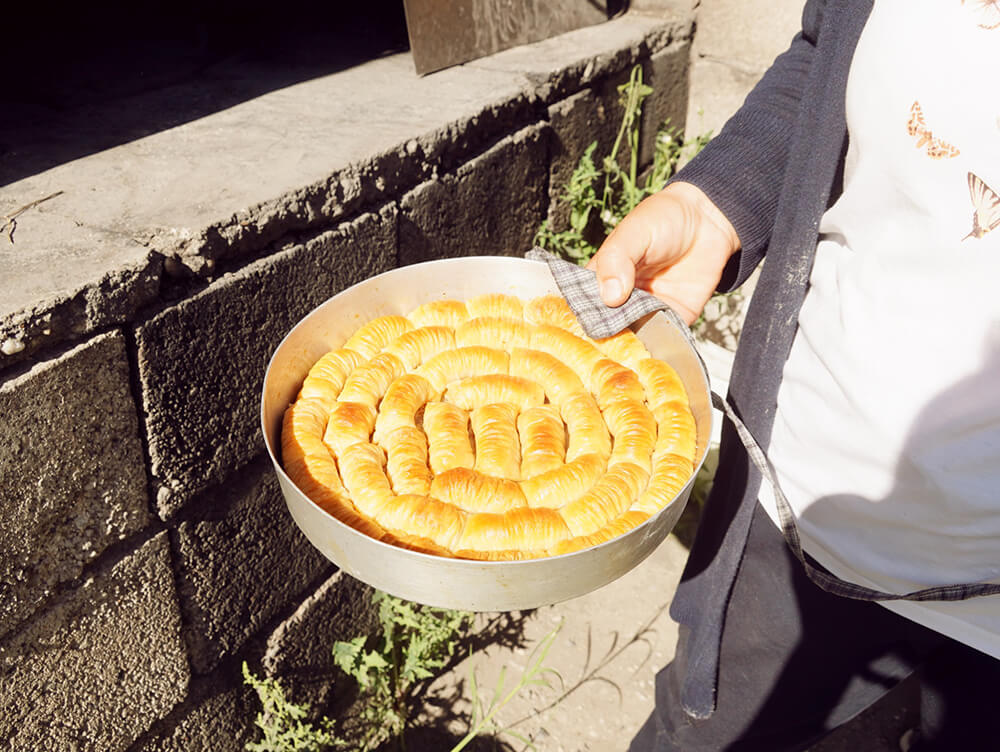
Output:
[282, 293, 697, 560]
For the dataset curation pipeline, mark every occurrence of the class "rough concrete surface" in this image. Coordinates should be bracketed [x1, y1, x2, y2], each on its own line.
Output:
[0, 533, 189, 752]
[136, 208, 397, 517]
[174, 460, 331, 675]
[0, 330, 151, 637]
[133, 680, 258, 752]
[460, 13, 691, 108]
[0, 11, 692, 376]
[399, 126, 548, 267]
[262, 571, 378, 709]
[0, 229, 162, 371]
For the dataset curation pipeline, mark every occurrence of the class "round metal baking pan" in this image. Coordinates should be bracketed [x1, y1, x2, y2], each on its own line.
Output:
[261, 256, 714, 611]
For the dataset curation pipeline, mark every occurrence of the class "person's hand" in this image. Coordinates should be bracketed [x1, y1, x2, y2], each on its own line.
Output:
[587, 182, 741, 325]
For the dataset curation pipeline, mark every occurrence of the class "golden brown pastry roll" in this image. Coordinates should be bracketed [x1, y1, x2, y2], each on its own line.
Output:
[518, 452, 605, 508]
[416, 346, 509, 392]
[559, 461, 649, 537]
[595, 329, 650, 370]
[385, 426, 432, 496]
[285, 450, 344, 507]
[452, 547, 537, 561]
[430, 467, 527, 513]
[445, 375, 545, 412]
[383, 326, 456, 370]
[509, 348, 586, 405]
[323, 401, 377, 457]
[470, 403, 521, 479]
[590, 358, 645, 409]
[651, 399, 698, 462]
[459, 506, 570, 552]
[636, 357, 689, 408]
[466, 293, 524, 321]
[286, 453, 388, 542]
[338, 442, 394, 519]
[298, 348, 367, 410]
[408, 300, 469, 329]
[517, 405, 566, 478]
[633, 452, 695, 515]
[524, 294, 586, 336]
[455, 316, 530, 350]
[338, 352, 406, 408]
[283, 446, 342, 495]
[343, 315, 413, 359]
[423, 401, 475, 474]
[281, 398, 329, 462]
[529, 324, 604, 379]
[560, 392, 612, 462]
[373, 373, 436, 445]
[376, 494, 466, 551]
[603, 399, 657, 473]
[388, 532, 457, 558]
[550, 510, 651, 555]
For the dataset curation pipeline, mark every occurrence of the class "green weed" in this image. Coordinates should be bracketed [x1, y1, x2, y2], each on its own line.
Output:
[535, 64, 712, 265]
[331, 591, 473, 751]
[242, 662, 344, 752]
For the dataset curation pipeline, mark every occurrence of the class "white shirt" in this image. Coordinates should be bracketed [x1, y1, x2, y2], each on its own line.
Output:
[758, 0, 1000, 657]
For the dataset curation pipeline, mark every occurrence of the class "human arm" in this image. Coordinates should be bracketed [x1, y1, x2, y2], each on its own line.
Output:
[589, 0, 828, 318]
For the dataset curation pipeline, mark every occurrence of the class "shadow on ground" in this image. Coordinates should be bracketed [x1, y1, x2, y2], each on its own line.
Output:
[331, 608, 539, 752]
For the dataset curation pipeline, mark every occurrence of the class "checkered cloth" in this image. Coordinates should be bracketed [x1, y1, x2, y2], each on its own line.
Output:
[528, 247, 1000, 602]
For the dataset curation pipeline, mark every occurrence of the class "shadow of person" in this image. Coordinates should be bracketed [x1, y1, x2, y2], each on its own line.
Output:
[730, 326, 1000, 750]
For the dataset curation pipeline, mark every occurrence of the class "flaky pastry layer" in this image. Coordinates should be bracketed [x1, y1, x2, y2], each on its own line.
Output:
[281, 293, 697, 560]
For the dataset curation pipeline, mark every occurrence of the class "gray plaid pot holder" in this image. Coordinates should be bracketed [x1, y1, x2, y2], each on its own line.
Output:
[527, 247, 1000, 602]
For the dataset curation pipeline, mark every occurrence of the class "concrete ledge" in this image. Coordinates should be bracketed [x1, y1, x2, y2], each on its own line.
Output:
[399, 125, 549, 266]
[262, 571, 377, 709]
[0, 11, 693, 373]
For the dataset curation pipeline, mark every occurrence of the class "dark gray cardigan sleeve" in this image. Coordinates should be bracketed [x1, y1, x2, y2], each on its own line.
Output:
[672, 0, 827, 291]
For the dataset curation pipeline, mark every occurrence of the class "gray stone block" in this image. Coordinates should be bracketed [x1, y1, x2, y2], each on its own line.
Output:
[639, 42, 693, 166]
[0, 533, 189, 752]
[133, 676, 258, 752]
[0, 330, 151, 636]
[398, 125, 549, 267]
[262, 571, 377, 709]
[174, 459, 331, 674]
[136, 207, 397, 516]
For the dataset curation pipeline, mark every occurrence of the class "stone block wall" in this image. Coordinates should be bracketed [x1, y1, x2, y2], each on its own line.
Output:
[0, 12, 692, 750]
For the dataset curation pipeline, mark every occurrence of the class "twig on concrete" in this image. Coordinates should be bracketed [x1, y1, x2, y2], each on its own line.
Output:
[2, 191, 65, 243]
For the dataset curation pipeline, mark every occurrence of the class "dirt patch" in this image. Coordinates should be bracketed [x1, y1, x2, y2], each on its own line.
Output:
[410, 534, 689, 750]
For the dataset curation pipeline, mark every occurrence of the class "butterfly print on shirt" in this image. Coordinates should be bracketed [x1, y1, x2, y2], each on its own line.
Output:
[963, 172, 1000, 240]
[907, 102, 961, 159]
[962, 0, 1000, 29]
